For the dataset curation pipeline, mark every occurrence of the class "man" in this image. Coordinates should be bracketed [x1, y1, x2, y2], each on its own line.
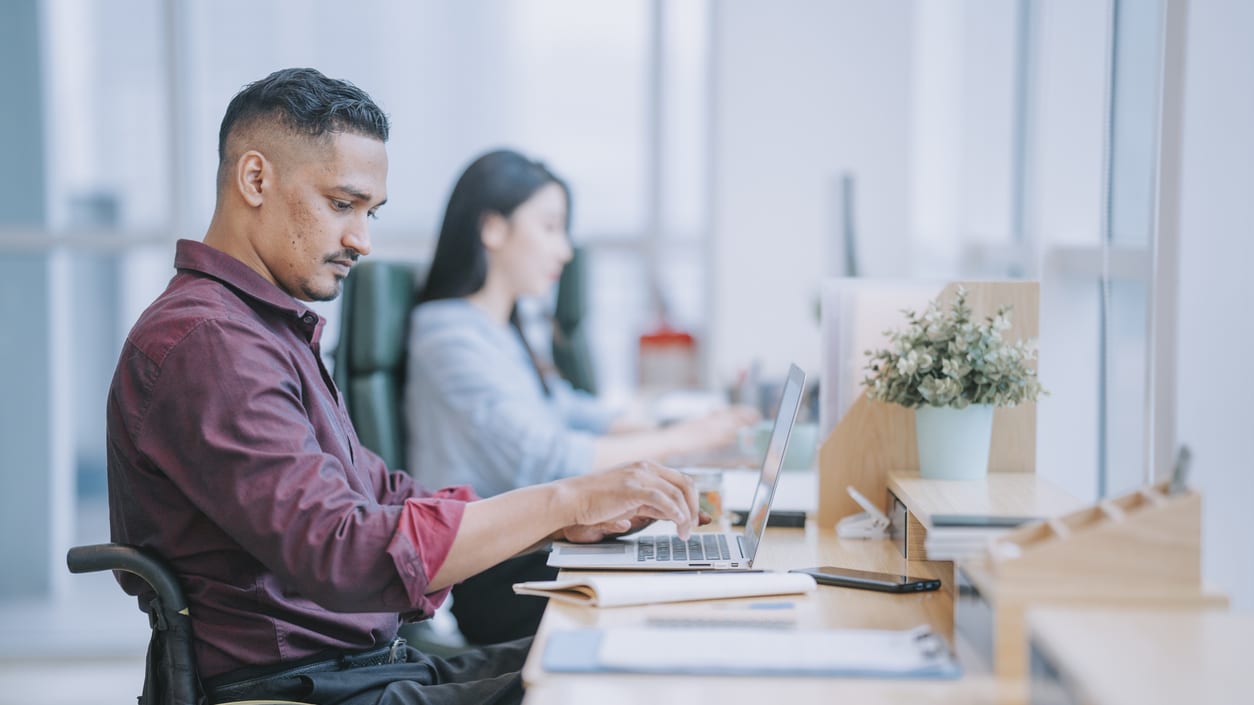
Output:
[107, 67, 699, 705]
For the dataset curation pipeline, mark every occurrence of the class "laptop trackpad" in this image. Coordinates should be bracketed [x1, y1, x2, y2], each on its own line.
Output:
[559, 543, 630, 555]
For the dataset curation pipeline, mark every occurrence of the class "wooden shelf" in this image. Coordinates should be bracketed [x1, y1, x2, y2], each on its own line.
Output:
[887, 471, 1082, 563]
[889, 470, 1081, 529]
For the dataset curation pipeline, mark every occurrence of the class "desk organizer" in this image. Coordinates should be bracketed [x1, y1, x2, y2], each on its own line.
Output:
[957, 480, 1227, 680]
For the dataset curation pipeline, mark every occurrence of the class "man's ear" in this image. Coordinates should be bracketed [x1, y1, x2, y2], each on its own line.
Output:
[235, 150, 267, 208]
[479, 212, 509, 251]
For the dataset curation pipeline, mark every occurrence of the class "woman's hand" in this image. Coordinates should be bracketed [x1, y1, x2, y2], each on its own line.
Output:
[672, 405, 761, 451]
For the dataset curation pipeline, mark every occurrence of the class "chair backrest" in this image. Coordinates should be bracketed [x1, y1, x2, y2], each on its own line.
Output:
[332, 252, 596, 469]
[67, 544, 201, 705]
[551, 246, 597, 394]
[332, 260, 424, 470]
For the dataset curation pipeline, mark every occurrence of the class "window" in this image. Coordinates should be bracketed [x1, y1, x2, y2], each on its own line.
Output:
[18, 0, 715, 513]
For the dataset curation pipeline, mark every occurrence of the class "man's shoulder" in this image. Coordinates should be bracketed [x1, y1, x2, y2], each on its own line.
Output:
[127, 274, 269, 365]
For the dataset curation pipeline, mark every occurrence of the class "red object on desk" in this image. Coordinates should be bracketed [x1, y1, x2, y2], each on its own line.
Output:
[638, 324, 698, 389]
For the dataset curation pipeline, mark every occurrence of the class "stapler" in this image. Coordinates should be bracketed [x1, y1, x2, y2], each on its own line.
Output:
[836, 485, 891, 539]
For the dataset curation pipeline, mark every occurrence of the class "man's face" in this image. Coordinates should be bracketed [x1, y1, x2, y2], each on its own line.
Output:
[257, 131, 388, 302]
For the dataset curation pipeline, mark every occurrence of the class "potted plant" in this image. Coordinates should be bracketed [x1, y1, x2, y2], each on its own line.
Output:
[862, 287, 1046, 480]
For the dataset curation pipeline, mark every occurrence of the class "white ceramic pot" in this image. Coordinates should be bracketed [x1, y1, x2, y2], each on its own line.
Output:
[914, 404, 995, 480]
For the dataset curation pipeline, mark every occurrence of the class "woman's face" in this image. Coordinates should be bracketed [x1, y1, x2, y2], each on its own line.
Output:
[489, 182, 573, 298]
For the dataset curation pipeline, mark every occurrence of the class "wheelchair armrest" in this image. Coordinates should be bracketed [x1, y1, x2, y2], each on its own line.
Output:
[67, 543, 314, 705]
[67, 543, 188, 614]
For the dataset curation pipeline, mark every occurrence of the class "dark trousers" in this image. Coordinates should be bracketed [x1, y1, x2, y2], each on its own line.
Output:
[451, 551, 558, 645]
[208, 638, 530, 705]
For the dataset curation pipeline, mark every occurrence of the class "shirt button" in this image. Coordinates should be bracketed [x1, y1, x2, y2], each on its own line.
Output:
[302, 313, 317, 325]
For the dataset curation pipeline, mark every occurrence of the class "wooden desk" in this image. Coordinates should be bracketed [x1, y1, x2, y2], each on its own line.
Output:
[521, 525, 1019, 704]
[1027, 607, 1248, 705]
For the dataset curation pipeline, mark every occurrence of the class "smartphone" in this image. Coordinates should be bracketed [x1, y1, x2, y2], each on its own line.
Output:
[789, 566, 941, 593]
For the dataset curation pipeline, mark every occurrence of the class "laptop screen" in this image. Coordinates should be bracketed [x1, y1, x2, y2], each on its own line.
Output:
[739, 363, 806, 563]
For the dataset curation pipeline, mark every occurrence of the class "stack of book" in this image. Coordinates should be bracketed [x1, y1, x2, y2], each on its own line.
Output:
[922, 514, 1039, 562]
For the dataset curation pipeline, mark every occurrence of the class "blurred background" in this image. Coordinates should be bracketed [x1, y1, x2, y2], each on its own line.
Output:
[1, 0, 1251, 701]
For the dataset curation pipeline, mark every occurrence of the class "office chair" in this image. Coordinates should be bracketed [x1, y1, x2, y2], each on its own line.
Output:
[332, 259, 424, 470]
[332, 254, 598, 467]
[551, 246, 598, 394]
[331, 256, 595, 648]
[331, 259, 470, 656]
[65, 543, 306, 705]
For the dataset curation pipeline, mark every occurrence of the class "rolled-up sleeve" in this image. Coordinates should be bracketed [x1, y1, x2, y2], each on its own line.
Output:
[389, 485, 477, 610]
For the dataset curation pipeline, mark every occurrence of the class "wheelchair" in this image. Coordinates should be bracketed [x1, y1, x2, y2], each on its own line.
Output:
[66, 543, 308, 705]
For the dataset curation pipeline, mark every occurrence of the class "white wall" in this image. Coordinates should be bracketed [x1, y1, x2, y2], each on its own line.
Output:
[709, 1, 914, 385]
[1176, 0, 1254, 610]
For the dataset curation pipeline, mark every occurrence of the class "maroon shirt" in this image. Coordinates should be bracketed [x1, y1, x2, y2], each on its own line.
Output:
[107, 239, 473, 680]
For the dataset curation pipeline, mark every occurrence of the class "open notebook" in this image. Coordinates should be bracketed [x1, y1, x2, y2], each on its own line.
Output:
[514, 571, 816, 608]
[547, 364, 806, 570]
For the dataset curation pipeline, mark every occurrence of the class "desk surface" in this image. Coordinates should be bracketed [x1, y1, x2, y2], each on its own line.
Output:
[521, 524, 1015, 704]
[1028, 607, 1247, 705]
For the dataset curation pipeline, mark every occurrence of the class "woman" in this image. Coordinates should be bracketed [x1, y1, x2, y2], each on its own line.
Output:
[407, 148, 756, 498]
[404, 149, 756, 645]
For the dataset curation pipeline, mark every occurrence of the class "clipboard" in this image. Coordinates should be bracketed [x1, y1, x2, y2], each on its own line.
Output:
[542, 624, 961, 679]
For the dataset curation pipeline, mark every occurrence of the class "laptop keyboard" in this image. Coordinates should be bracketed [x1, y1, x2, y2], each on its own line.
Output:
[636, 534, 732, 562]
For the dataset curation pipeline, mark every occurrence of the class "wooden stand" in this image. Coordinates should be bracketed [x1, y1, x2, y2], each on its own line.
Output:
[816, 280, 1040, 529]
[958, 481, 1227, 680]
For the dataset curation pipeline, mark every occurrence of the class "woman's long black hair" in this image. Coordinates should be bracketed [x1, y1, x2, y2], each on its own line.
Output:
[419, 149, 572, 394]
[420, 148, 571, 303]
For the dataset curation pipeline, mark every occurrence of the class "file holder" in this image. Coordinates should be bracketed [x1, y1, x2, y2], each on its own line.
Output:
[956, 480, 1227, 680]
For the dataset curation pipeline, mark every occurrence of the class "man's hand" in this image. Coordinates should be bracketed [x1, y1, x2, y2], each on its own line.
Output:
[559, 515, 655, 543]
[553, 461, 699, 540]
[559, 511, 714, 544]
[431, 463, 708, 588]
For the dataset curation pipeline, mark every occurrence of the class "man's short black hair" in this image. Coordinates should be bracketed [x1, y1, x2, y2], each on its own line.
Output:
[217, 67, 390, 169]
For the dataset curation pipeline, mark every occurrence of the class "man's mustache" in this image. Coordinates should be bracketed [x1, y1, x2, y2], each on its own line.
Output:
[325, 250, 361, 265]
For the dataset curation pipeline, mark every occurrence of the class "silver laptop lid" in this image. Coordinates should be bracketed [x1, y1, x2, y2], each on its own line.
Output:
[739, 363, 806, 565]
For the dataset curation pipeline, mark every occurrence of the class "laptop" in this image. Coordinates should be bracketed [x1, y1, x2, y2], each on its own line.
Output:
[547, 363, 806, 570]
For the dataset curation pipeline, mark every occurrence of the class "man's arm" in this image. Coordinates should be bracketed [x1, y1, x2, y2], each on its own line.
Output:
[425, 461, 698, 590]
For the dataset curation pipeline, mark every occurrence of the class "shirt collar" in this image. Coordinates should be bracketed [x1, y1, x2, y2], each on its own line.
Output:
[174, 239, 326, 342]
